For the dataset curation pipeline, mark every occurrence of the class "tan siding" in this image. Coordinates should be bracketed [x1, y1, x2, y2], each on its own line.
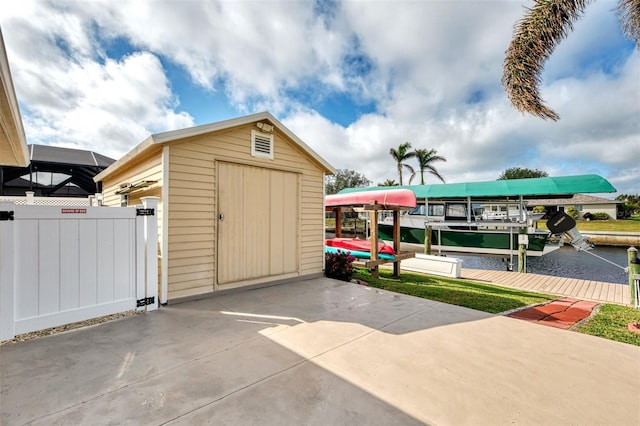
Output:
[168, 285, 214, 300]
[100, 148, 163, 206]
[169, 255, 213, 268]
[170, 248, 215, 259]
[166, 141, 216, 296]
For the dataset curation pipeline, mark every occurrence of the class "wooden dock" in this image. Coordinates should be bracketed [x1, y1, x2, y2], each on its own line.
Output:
[461, 268, 630, 305]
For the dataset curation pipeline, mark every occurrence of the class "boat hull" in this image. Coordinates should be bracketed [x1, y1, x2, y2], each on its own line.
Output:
[378, 224, 553, 257]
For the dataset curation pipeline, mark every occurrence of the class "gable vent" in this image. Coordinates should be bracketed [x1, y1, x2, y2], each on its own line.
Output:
[251, 130, 274, 160]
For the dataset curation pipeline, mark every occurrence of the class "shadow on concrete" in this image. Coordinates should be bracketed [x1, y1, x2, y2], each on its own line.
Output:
[2, 277, 639, 425]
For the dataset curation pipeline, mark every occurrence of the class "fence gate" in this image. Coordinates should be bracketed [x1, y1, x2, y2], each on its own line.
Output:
[0, 198, 158, 341]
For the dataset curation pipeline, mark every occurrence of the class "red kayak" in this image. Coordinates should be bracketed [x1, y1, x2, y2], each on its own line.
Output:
[325, 238, 395, 255]
[326, 188, 416, 209]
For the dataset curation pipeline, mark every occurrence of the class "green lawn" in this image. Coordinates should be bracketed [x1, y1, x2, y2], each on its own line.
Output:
[353, 268, 640, 346]
[576, 304, 640, 346]
[353, 268, 553, 314]
[537, 218, 640, 232]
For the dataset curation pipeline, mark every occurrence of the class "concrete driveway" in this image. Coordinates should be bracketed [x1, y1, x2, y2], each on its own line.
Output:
[1, 278, 639, 425]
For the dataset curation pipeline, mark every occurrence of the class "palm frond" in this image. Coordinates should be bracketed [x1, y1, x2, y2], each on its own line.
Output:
[414, 148, 446, 184]
[502, 0, 591, 121]
[618, 0, 640, 47]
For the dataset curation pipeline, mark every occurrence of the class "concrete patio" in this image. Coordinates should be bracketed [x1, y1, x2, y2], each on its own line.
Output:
[1, 277, 639, 425]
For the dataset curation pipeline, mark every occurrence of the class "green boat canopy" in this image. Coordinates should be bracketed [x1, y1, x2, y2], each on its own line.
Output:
[340, 174, 616, 199]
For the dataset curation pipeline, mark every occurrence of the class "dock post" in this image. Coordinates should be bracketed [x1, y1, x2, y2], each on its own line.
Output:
[369, 209, 379, 278]
[628, 247, 640, 307]
[424, 225, 432, 255]
[334, 207, 342, 238]
[517, 228, 527, 273]
[393, 209, 400, 277]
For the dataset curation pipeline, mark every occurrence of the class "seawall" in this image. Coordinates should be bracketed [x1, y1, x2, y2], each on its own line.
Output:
[582, 231, 640, 247]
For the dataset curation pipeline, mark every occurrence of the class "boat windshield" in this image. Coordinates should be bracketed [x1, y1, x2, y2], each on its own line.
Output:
[446, 204, 466, 218]
[408, 205, 426, 215]
[408, 204, 445, 216]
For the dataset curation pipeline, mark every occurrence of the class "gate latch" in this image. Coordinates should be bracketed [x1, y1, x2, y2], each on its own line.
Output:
[0, 211, 14, 221]
[137, 297, 155, 307]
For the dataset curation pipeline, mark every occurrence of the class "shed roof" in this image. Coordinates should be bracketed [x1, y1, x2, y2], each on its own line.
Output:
[340, 175, 616, 199]
[95, 111, 335, 182]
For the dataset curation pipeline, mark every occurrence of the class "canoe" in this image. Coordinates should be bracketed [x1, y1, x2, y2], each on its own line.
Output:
[324, 245, 395, 260]
[325, 237, 395, 255]
[326, 189, 416, 209]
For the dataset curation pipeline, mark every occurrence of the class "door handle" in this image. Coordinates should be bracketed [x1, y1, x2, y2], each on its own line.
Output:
[219, 213, 224, 221]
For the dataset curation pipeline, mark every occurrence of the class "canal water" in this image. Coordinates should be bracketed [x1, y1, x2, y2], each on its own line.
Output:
[454, 246, 630, 284]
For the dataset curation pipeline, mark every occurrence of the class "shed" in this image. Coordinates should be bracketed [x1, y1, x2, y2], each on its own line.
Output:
[95, 112, 334, 303]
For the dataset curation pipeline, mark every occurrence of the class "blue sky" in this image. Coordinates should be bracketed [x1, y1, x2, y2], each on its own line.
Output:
[1, 0, 638, 196]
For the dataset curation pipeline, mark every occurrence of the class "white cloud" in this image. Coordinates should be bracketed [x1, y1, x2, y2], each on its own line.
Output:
[1, 0, 638, 195]
[1, 6, 194, 159]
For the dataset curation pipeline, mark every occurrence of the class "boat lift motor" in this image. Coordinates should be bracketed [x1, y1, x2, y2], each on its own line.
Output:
[546, 211, 593, 251]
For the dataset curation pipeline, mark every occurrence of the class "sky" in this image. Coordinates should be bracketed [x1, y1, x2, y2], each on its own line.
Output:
[1, 0, 638, 197]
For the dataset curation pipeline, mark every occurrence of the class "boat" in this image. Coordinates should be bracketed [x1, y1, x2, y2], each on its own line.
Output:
[339, 174, 616, 258]
[378, 201, 558, 256]
[377, 201, 553, 256]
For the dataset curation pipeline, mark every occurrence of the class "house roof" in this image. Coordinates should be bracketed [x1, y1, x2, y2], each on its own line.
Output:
[0, 29, 29, 167]
[30, 144, 114, 167]
[1, 144, 115, 196]
[340, 174, 616, 199]
[95, 111, 335, 182]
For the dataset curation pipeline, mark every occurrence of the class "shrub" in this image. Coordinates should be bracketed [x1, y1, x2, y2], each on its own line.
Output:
[591, 212, 610, 220]
[325, 251, 356, 282]
[532, 205, 546, 213]
[565, 206, 579, 220]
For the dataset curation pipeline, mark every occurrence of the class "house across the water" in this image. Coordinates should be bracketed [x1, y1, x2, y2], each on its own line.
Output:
[527, 194, 622, 220]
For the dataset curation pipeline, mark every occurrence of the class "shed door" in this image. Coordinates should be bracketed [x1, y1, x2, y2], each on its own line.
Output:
[217, 162, 299, 285]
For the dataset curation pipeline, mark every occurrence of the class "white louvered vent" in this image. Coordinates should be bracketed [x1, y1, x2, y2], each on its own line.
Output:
[251, 130, 274, 159]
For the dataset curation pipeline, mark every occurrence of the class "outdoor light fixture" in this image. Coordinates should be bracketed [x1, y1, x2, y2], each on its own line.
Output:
[256, 122, 274, 132]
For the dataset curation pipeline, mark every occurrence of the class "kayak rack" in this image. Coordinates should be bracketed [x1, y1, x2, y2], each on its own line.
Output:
[326, 198, 415, 278]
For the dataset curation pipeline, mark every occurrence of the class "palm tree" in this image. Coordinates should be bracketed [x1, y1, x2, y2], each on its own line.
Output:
[502, 0, 640, 121]
[378, 179, 399, 186]
[389, 142, 416, 185]
[414, 148, 446, 184]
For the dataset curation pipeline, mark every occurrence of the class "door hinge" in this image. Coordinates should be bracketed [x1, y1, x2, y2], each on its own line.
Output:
[0, 211, 14, 221]
[136, 297, 155, 307]
[136, 208, 155, 216]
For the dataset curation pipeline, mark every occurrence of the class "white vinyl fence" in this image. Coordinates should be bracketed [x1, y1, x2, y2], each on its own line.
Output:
[0, 197, 158, 341]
